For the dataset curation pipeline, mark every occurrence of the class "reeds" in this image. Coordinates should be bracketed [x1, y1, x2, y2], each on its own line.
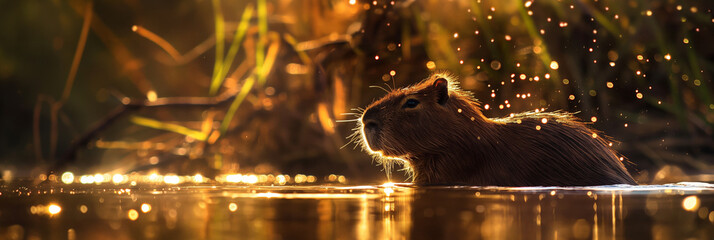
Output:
[22, 0, 712, 179]
[132, 0, 277, 140]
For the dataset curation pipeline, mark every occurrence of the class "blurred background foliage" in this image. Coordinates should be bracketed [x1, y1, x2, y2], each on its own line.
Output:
[1, 0, 712, 184]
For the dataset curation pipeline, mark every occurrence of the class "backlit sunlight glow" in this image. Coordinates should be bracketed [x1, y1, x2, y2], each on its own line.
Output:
[229, 203, 238, 212]
[682, 196, 700, 211]
[225, 174, 242, 183]
[45, 167, 344, 187]
[93, 174, 106, 183]
[141, 203, 152, 213]
[48, 204, 61, 215]
[46, 172, 343, 186]
[358, 120, 413, 181]
[193, 174, 204, 183]
[112, 174, 125, 184]
[164, 175, 181, 184]
[79, 175, 95, 184]
[382, 183, 395, 197]
[61, 172, 74, 184]
[128, 209, 139, 221]
[148, 173, 162, 182]
[256, 192, 281, 198]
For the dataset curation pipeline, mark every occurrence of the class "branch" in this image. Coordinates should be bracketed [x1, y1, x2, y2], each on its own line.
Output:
[52, 89, 239, 172]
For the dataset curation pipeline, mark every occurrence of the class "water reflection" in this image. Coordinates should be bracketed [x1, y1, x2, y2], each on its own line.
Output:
[1, 183, 713, 239]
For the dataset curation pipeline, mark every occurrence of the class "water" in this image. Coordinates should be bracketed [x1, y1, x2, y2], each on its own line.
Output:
[1, 182, 714, 239]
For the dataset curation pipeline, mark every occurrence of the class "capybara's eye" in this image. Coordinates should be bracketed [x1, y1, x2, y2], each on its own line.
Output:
[403, 99, 420, 109]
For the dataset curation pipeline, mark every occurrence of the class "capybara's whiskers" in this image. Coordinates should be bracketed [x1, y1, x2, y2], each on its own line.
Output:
[335, 119, 360, 123]
[369, 85, 390, 94]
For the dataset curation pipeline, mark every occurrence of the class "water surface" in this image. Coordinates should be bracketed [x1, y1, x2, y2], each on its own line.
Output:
[1, 182, 713, 239]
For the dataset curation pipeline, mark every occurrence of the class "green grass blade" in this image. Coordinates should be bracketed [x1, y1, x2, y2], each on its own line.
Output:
[255, 0, 268, 86]
[259, 37, 280, 79]
[212, 6, 254, 96]
[209, 0, 226, 96]
[130, 116, 207, 141]
[220, 75, 255, 134]
[283, 34, 311, 66]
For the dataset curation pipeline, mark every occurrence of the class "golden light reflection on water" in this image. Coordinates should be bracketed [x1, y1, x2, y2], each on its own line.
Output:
[127, 209, 139, 221]
[163, 175, 180, 184]
[683, 196, 700, 211]
[51, 172, 344, 186]
[2, 183, 714, 239]
[48, 204, 61, 215]
[61, 172, 74, 184]
[382, 182, 395, 197]
[112, 174, 124, 184]
[140, 203, 151, 213]
[228, 202, 238, 212]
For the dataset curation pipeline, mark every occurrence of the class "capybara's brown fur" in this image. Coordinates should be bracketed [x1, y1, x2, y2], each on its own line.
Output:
[359, 72, 637, 186]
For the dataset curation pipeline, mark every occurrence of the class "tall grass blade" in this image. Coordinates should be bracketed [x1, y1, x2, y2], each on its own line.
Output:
[130, 116, 207, 141]
[210, 6, 254, 95]
[220, 76, 255, 134]
[256, 0, 268, 86]
[209, 0, 226, 96]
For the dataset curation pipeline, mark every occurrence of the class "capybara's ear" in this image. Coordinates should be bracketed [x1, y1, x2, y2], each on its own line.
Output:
[433, 78, 449, 105]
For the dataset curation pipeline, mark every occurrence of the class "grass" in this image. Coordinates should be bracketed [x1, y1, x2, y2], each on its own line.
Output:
[134, 0, 274, 140]
[220, 75, 254, 134]
[209, 4, 254, 96]
[20, 0, 713, 178]
[255, 0, 268, 86]
[209, 0, 226, 96]
[130, 116, 208, 141]
[33, 1, 93, 162]
[221, 35, 280, 134]
[131, 25, 182, 62]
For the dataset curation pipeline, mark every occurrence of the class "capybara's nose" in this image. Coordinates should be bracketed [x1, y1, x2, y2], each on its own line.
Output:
[363, 119, 379, 131]
[361, 108, 381, 150]
[361, 108, 380, 130]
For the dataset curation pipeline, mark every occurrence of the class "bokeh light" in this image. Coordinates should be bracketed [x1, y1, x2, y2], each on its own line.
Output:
[48, 204, 61, 215]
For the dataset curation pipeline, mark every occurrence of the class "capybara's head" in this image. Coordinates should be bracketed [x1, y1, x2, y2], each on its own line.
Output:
[359, 73, 486, 167]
